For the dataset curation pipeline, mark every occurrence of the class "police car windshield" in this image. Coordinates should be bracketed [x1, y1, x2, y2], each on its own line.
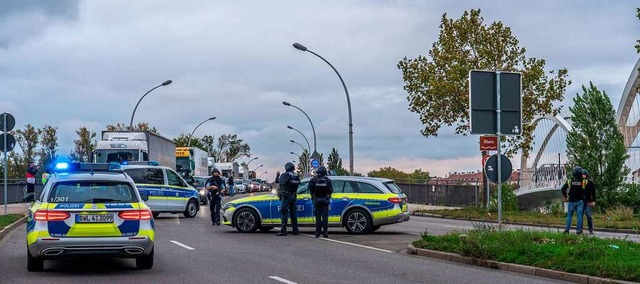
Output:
[383, 182, 403, 194]
[49, 181, 138, 203]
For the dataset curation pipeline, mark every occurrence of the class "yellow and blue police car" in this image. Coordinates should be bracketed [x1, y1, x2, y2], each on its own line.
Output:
[222, 176, 410, 234]
[26, 162, 155, 271]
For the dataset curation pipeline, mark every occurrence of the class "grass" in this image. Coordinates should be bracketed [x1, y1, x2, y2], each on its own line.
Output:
[0, 214, 23, 230]
[420, 207, 640, 231]
[414, 228, 640, 282]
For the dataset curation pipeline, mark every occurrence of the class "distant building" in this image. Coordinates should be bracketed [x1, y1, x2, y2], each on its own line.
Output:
[426, 170, 520, 187]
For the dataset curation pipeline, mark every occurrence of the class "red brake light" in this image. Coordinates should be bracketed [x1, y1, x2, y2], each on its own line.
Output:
[34, 210, 70, 221]
[118, 210, 152, 220]
[388, 197, 402, 204]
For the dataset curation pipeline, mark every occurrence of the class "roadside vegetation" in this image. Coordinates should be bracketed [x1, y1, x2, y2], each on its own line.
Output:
[414, 226, 640, 282]
[0, 214, 23, 230]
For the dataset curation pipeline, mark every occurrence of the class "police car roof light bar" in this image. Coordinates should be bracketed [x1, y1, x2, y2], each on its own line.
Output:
[53, 162, 123, 173]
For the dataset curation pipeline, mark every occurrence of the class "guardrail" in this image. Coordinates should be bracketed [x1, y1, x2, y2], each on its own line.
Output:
[397, 182, 480, 207]
[0, 183, 44, 204]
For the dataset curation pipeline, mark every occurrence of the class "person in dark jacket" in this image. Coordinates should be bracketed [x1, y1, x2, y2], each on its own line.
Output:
[582, 169, 596, 235]
[561, 167, 586, 234]
[26, 163, 39, 194]
[277, 162, 300, 236]
[182, 169, 195, 186]
[206, 168, 226, 226]
[309, 166, 333, 238]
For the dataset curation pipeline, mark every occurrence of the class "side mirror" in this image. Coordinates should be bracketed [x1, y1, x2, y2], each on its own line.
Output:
[140, 193, 149, 201]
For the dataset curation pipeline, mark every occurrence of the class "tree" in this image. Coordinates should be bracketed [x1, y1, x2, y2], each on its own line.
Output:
[206, 134, 251, 162]
[397, 9, 570, 156]
[106, 122, 158, 133]
[408, 168, 432, 183]
[326, 148, 348, 175]
[367, 167, 409, 181]
[566, 83, 629, 209]
[39, 125, 59, 170]
[173, 133, 207, 152]
[297, 149, 310, 176]
[71, 126, 97, 162]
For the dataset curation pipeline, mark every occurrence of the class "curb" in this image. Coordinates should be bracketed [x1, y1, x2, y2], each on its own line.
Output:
[412, 212, 640, 235]
[407, 244, 635, 284]
[0, 215, 27, 241]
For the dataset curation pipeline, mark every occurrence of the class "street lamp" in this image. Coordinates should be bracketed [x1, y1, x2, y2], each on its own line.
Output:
[252, 164, 264, 173]
[259, 171, 268, 179]
[188, 116, 216, 148]
[293, 42, 353, 175]
[282, 102, 316, 153]
[129, 80, 173, 129]
[290, 140, 306, 153]
[286, 125, 311, 154]
[246, 157, 258, 167]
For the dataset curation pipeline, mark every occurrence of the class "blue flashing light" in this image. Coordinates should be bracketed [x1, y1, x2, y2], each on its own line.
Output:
[55, 162, 69, 170]
[108, 162, 122, 170]
[148, 161, 160, 166]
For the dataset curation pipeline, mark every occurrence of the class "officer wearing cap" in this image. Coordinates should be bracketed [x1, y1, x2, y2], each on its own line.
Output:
[309, 166, 333, 238]
[277, 162, 300, 236]
[206, 168, 225, 226]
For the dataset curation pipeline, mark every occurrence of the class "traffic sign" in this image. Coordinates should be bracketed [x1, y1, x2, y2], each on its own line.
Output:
[480, 136, 498, 151]
[0, 133, 15, 152]
[484, 154, 512, 183]
[481, 154, 491, 167]
[310, 159, 320, 169]
[469, 71, 522, 135]
[0, 113, 15, 132]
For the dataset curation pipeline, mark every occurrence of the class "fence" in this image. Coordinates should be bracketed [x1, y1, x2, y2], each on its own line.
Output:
[0, 182, 44, 204]
[397, 181, 480, 207]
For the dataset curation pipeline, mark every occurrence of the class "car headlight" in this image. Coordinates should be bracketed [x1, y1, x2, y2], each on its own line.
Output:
[199, 189, 206, 196]
[222, 202, 235, 211]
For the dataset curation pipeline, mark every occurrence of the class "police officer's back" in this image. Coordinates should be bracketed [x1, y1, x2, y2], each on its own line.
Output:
[309, 166, 333, 238]
[277, 162, 300, 236]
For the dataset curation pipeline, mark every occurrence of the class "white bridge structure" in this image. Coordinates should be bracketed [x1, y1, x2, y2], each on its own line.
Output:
[515, 58, 640, 208]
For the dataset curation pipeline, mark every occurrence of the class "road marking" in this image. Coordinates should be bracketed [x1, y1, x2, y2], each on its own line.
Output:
[268, 276, 298, 284]
[444, 225, 473, 229]
[304, 234, 393, 253]
[170, 240, 195, 250]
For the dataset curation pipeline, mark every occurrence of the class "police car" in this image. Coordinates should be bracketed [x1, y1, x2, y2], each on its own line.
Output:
[26, 162, 155, 271]
[121, 165, 200, 218]
[222, 176, 410, 234]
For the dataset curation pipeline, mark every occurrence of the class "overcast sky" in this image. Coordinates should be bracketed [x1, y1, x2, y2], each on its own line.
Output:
[1, 0, 638, 177]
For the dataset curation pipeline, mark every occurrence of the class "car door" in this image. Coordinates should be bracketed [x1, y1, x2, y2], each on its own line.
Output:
[125, 168, 166, 211]
[328, 179, 358, 225]
[269, 181, 314, 224]
[164, 168, 190, 211]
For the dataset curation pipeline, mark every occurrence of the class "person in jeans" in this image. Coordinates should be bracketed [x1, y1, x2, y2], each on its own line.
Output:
[228, 173, 235, 196]
[582, 169, 596, 234]
[309, 166, 333, 238]
[561, 167, 586, 234]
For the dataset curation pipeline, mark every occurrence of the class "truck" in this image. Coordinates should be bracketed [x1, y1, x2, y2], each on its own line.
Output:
[213, 161, 240, 178]
[93, 131, 176, 169]
[176, 147, 209, 177]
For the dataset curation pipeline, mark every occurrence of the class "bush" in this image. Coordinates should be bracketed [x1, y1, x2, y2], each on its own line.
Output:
[489, 184, 518, 212]
[605, 206, 635, 222]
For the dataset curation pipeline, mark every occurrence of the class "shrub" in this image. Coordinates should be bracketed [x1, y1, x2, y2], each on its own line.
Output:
[605, 206, 635, 222]
[489, 183, 519, 212]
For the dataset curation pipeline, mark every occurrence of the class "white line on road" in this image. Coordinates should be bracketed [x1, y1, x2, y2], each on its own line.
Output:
[305, 234, 393, 253]
[170, 240, 195, 250]
[268, 276, 298, 284]
[444, 225, 473, 230]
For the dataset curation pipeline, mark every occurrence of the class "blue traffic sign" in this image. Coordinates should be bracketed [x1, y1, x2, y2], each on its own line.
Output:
[310, 159, 320, 168]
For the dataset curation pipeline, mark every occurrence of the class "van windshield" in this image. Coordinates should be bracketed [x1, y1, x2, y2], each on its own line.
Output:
[95, 150, 139, 163]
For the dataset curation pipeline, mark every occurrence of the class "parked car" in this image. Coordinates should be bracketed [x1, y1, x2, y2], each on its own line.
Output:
[234, 179, 247, 194]
[222, 176, 410, 234]
[247, 181, 261, 193]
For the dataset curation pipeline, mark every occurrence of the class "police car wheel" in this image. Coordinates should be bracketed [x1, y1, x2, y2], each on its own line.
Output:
[344, 209, 372, 234]
[136, 249, 154, 269]
[184, 199, 198, 218]
[27, 249, 44, 272]
[234, 208, 259, 233]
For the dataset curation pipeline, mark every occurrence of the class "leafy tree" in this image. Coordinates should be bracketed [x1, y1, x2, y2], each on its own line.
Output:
[206, 134, 251, 163]
[39, 125, 59, 170]
[566, 83, 629, 209]
[297, 149, 310, 176]
[105, 122, 158, 133]
[397, 9, 570, 156]
[327, 148, 348, 175]
[408, 168, 432, 183]
[71, 126, 97, 162]
[173, 133, 207, 152]
[10, 124, 41, 178]
[368, 167, 408, 180]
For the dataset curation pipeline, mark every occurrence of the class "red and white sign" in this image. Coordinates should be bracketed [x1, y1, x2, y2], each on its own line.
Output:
[482, 154, 491, 167]
[480, 136, 498, 151]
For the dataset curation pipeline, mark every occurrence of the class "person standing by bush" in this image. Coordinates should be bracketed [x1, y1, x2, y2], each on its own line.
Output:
[582, 169, 596, 235]
[561, 167, 586, 234]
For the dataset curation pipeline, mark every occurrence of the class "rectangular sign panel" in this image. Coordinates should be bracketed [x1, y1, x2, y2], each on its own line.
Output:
[480, 136, 498, 151]
[469, 70, 522, 135]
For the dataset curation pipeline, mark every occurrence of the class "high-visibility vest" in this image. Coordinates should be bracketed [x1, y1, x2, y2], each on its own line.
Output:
[41, 172, 50, 184]
[566, 178, 587, 198]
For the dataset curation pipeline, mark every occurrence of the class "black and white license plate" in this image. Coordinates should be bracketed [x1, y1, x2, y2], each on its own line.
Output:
[76, 214, 114, 223]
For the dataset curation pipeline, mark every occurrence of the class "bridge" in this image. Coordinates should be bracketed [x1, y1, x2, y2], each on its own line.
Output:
[516, 57, 640, 209]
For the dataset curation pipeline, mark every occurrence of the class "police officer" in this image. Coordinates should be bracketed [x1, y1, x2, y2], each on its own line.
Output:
[277, 162, 300, 236]
[205, 168, 225, 226]
[561, 167, 586, 234]
[183, 169, 195, 186]
[582, 169, 596, 234]
[309, 166, 333, 238]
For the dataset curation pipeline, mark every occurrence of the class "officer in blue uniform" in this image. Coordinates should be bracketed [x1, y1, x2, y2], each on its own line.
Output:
[309, 166, 333, 238]
[277, 162, 300, 236]
[206, 168, 225, 226]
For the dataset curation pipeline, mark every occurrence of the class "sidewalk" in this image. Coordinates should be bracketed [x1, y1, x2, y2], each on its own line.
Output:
[408, 203, 460, 214]
[0, 203, 29, 215]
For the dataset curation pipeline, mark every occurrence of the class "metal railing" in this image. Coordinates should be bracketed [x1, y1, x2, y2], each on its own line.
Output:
[397, 181, 481, 207]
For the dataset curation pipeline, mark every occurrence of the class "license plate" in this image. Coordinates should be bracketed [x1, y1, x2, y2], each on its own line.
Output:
[76, 214, 114, 223]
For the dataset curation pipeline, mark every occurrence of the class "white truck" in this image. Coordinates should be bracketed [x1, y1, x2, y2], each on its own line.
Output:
[213, 161, 240, 178]
[94, 131, 176, 169]
[176, 147, 209, 177]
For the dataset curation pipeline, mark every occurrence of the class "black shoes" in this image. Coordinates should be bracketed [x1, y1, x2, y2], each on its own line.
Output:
[315, 234, 320, 238]
[323, 234, 328, 238]
[589, 230, 594, 235]
[562, 230, 569, 234]
[276, 233, 287, 236]
[292, 231, 300, 236]
[216, 222, 221, 226]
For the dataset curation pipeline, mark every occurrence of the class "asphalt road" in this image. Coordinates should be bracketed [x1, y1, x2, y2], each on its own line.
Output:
[0, 196, 576, 284]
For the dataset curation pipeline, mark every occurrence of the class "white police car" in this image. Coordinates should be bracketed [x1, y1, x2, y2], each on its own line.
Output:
[121, 165, 200, 218]
[26, 162, 155, 271]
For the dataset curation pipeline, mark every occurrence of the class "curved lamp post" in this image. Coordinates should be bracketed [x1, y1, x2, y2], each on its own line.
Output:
[286, 125, 311, 154]
[290, 140, 307, 154]
[252, 164, 264, 173]
[188, 117, 216, 148]
[246, 157, 258, 167]
[293, 42, 353, 175]
[129, 80, 173, 129]
[258, 171, 268, 179]
[283, 102, 316, 153]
